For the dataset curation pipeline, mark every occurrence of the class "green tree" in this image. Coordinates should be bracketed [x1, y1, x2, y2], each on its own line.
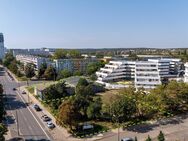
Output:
[158, 131, 165, 141]
[24, 63, 35, 79]
[44, 65, 56, 80]
[3, 52, 15, 67]
[86, 61, 105, 75]
[77, 78, 89, 87]
[38, 63, 47, 79]
[0, 124, 7, 141]
[87, 97, 102, 119]
[68, 50, 81, 58]
[8, 60, 18, 74]
[135, 137, 138, 141]
[53, 49, 67, 59]
[73, 70, 82, 76]
[57, 69, 72, 80]
[145, 135, 152, 141]
[42, 81, 68, 101]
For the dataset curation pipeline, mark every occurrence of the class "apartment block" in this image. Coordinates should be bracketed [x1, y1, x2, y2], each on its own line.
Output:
[16, 54, 53, 70]
[96, 58, 183, 89]
[184, 63, 188, 83]
[0, 33, 5, 59]
[54, 58, 97, 73]
[96, 60, 135, 83]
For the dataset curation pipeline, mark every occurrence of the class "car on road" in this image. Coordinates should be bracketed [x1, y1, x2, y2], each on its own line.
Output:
[47, 121, 55, 129]
[121, 138, 134, 141]
[41, 115, 51, 122]
[33, 104, 41, 111]
[22, 91, 26, 94]
[13, 88, 16, 91]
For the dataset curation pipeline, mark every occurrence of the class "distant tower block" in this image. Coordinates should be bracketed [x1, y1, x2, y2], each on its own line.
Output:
[0, 33, 5, 59]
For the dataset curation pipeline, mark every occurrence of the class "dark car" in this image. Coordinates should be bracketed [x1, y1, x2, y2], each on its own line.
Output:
[33, 104, 41, 111]
[22, 91, 26, 94]
[41, 115, 51, 122]
[13, 88, 16, 91]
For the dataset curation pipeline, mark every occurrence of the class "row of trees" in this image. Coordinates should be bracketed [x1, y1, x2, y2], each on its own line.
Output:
[3, 52, 23, 77]
[0, 83, 8, 141]
[145, 131, 165, 141]
[102, 80, 188, 123]
[55, 80, 188, 133]
[53, 49, 82, 59]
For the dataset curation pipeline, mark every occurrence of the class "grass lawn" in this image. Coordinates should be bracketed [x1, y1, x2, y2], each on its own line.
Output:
[25, 86, 35, 94]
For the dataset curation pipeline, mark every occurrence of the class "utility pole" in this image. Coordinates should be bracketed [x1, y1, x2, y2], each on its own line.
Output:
[16, 110, 19, 136]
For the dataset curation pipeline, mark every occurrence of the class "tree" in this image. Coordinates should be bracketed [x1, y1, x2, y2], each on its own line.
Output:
[87, 97, 102, 119]
[135, 137, 138, 141]
[57, 99, 80, 130]
[44, 65, 56, 80]
[77, 78, 89, 87]
[0, 124, 7, 141]
[68, 50, 81, 58]
[57, 69, 72, 80]
[38, 63, 47, 79]
[145, 135, 152, 141]
[8, 60, 18, 74]
[25, 63, 35, 79]
[158, 131, 165, 141]
[3, 52, 15, 67]
[53, 49, 67, 59]
[86, 61, 105, 75]
[73, 71, 82, 76]
[42, 81, 68, 101]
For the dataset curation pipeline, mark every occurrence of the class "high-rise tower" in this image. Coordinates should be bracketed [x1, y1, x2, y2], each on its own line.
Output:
[0, 33, 5, 59]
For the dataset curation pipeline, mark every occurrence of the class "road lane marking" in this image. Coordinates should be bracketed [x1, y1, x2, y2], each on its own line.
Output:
[15, 91, 51, 140]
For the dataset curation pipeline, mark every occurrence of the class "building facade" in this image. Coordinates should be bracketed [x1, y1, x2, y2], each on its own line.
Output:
[0, 33, 5, 59]
[96, 61, 135, 83]
[96, 58, 183, 89]
[16, 54, 53, 70]
[55, 58, 97, 73]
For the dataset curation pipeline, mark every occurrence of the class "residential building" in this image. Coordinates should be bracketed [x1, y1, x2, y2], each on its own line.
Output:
[54, 58, 97, 73]
[135, 61, 162, 89]
[96, 58, 183, 89]
[96, 60, 135, 83]
[184, 63, 188, 83]
[0, 33, 5, 59]
[16, 54, 53, 70]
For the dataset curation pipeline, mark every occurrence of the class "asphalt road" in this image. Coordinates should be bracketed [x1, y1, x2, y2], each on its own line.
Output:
[0, 68, 53, 141]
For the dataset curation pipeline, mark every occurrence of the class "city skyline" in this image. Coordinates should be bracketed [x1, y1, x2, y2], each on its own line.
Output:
[1, 0, 188, 49]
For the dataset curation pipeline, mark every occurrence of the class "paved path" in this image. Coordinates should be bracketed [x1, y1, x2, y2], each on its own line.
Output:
[98, 114, 188, 141]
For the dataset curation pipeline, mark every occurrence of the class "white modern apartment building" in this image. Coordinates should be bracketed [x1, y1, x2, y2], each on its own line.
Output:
[135, 60, 169, 89]
[184, 63, 188, 83]
[16, 54, 53, 70]
[0, 33, 5, 59]
[96, 58, 182, 89]
[96, 60, 135, 83]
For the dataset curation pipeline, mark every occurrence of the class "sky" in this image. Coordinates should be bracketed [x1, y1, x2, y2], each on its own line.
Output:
[0, 0, 188, 49]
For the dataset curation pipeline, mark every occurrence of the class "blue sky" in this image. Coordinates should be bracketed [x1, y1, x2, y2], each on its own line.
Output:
[0, 0, 188, 49]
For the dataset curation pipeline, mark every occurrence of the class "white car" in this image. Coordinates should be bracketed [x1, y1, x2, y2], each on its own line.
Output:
[47, 121, 55, 129]
[121, 138, 134, 141]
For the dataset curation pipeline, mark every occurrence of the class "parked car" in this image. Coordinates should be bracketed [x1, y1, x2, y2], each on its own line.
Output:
[33, 104, 41, 111]
[121, 138, 134, 141]
[41, 115, 51, 122]
[47, 121, 55, 129]
[13, 88, 16, 91]
[22, 91, 26, 94]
